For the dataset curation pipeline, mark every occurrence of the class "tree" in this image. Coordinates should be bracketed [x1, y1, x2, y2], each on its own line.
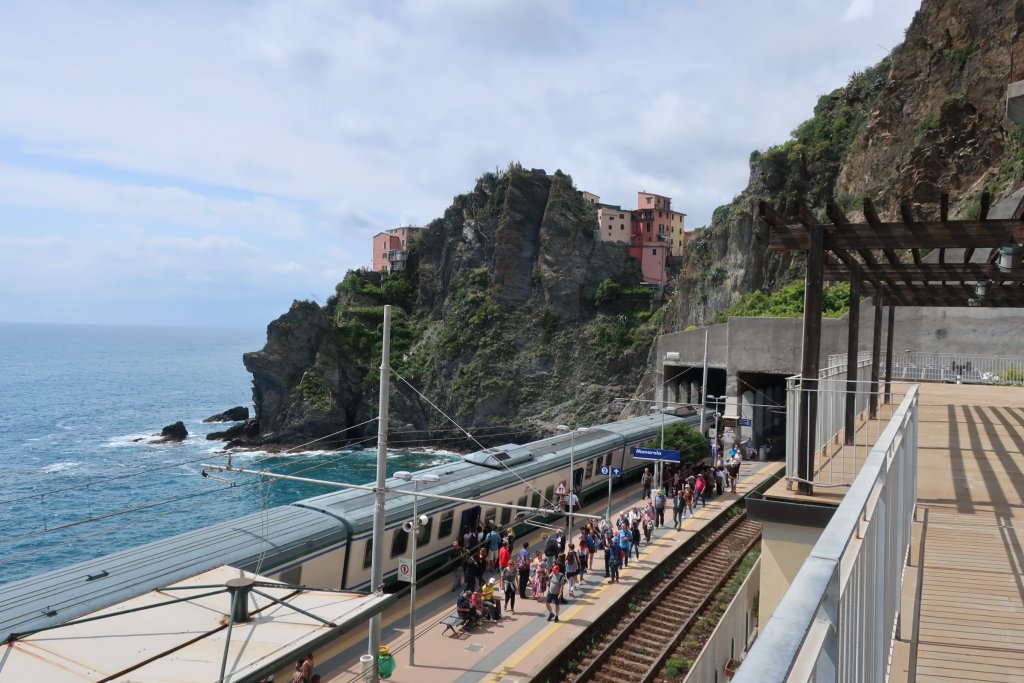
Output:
[644, 422, 709, 468]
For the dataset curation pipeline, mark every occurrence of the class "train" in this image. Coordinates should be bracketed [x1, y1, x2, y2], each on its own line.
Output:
[0, 410, 708, 640]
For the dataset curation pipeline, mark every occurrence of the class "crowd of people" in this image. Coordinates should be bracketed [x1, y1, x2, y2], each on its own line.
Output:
[447, 446, 753, 632]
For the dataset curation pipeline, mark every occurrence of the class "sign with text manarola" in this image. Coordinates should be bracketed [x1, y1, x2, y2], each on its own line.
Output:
[631, 447, 681, 462]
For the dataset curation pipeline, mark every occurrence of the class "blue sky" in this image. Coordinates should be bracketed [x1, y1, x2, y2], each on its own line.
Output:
[0, 0, 921, 328]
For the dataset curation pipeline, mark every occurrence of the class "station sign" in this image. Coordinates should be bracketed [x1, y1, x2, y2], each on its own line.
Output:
[611, 467, 622, 476]
[631, 446, 681, 462]
[738, 418, 752, 427]
[599, 465, 609, 476]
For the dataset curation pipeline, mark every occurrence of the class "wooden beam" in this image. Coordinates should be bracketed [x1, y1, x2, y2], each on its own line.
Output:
[797, 222, 825, 495]
[844, 266, 861, 446]
[900, 198, 925, 266]
[980, 191, 991, 221]
[870, 290, 883, 419]
[885, 296, 896, 404]
[939, 193, 948, 264]
[767, 219, 1023, 251]
[822, 263, 1009, 281]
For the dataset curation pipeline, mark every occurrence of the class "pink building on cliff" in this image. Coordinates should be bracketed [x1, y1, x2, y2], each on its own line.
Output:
[371, 226, 422, 273]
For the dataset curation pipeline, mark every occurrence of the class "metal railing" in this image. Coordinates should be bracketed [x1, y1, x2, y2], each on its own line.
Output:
[735, 385, 919, 682]
[828, 352, 1024, 385]
[786, 356, 901, 487]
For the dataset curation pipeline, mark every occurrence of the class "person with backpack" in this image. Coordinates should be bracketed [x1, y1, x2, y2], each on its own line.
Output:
[618, 524, 631, 567]
[631, 522, 642, 560]
[694, 474, 706, 507]
[516, 541, 531, 599]
[607, 535, 621, 583]
[641, 467, 653, 499]
[673, 488, 684, 529]
[576, 530, 589, 583]
[544, 532, 559, 569]
[564, 543, 580, 598]
[545, 565, 566, 623]
[501, 558, 518, 614]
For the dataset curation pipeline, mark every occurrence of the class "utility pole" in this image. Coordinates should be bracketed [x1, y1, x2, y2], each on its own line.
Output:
[367, 304, 391, 682]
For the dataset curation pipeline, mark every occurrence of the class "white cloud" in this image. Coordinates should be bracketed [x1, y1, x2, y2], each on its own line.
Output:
[0, 0, 923, 326]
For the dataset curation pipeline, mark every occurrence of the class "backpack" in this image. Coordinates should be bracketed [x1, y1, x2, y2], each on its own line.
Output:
[516, 551, 529, 570]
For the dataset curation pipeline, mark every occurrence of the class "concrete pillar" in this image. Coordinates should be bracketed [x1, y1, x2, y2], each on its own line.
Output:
[742, 389, 755, 450]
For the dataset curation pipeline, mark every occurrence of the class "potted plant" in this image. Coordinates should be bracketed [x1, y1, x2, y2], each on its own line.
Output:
[724, 658, 741, 678]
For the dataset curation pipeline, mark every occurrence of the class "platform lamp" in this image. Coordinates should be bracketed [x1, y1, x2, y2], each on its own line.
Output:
[997, 242, 1022, 273]
[393, 470, 440, 668]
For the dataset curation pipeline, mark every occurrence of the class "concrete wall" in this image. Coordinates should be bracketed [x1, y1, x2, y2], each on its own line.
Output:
[758, 520, 823, 624]
[684, 559, 760, 683]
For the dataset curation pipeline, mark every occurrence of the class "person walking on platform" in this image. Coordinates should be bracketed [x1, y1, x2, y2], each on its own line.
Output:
[501, 559, 518, 614]
[672, 488, 684, 529]
[631, 522, 642, 560]
[516, 542, 531, 599]
[683, 484, 694, 516]
[545, 565, 566, 623]
[641, 467, 653, 499]
[654, 490, 666, 528]
[728, 457, 741, 493]
[618, 524, 631, 567]
[694, 474, 706, 508]
[607, 536, 621, 583]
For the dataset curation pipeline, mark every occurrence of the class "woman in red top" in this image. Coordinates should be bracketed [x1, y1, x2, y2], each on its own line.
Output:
[498, 541, 511, 573]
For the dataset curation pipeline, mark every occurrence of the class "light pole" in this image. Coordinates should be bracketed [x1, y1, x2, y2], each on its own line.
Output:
[707, 395, 728, 461]
[556, 425, 588, 532]
[393, 471, 440, 668]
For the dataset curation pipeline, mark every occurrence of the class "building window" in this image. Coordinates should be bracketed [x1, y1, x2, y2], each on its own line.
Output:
[585, 460, 594, 479]
[485, 508, 496, 527]
[544, 485, 555, 505]
[652, 248, 658, 255]
[619, 213, 624, 219]
[646, 197, 652, 204]
[439, 510, 454, 538]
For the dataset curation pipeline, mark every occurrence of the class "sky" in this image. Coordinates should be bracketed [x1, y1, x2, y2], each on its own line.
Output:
[0, 0, 921, 328]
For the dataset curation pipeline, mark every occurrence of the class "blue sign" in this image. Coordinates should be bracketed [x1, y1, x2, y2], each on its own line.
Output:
[599, 465, 610, 476]
[611, 467, 622, 476]
[738, 418, 752, 427]
[631, 446, 681, 462]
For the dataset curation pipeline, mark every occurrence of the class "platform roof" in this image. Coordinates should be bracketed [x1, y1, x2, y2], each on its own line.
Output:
[0, 565, 393, 683]
[761, 190, 1024, 307]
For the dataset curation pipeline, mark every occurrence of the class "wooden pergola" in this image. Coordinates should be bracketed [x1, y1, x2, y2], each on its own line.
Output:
[761, 192, 1024, 495]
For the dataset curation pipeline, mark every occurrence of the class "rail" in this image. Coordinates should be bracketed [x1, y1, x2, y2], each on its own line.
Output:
[786, 356, 898, 486]
[828, 351, 1024, 385]
[735, 384, 919, 682]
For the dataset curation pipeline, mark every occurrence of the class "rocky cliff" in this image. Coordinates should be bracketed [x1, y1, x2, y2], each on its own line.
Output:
[241, 166, 662, 449]
[671, 0, 1024, 329]
[240, 0, 1024, 449]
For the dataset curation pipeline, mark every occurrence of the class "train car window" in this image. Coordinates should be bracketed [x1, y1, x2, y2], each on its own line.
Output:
[278, 565, 301, 586]
[439, 510, 454, 538]
[585, 460, 594, 479]
[531, 491, 541, 508]
[500, 505, 511, 525]
[544, 485, 555, 507]
[363, 539, 373, 569]
[517, 495, 527, 511]
[605, 452, 613, 467]
[417, 518, 432, 547]
[484, 508, 496, 527]
[391, 528, 409, 558]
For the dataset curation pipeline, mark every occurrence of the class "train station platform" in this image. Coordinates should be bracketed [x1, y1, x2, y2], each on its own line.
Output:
[312, 459, 784, 683]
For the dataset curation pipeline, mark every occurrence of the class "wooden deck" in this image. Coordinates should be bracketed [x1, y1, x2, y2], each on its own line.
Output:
[891, 383, 1024, 683]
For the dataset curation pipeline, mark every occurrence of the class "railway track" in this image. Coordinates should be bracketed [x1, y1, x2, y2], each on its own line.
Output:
[569, 513, 762, 683]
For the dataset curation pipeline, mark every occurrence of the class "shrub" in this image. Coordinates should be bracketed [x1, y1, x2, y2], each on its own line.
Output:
[594, 278, 622, 307]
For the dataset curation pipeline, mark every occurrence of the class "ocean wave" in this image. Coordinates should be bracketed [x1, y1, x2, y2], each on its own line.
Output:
[40, 461, 81, 474]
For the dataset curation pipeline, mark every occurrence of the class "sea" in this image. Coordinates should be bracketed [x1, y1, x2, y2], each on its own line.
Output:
[0, 322, 460, 586]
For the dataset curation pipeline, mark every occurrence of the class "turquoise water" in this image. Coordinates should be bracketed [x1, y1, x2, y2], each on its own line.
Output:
[0, 323, 458, 585]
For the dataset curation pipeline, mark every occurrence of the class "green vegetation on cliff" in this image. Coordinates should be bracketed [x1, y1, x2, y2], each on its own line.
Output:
[713, 281, 851, 323]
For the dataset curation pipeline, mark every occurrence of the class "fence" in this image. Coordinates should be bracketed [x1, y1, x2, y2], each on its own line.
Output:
[786, 356, 906, 487]
[828, 352, 1024, 385]
[733, 385, 919, 682]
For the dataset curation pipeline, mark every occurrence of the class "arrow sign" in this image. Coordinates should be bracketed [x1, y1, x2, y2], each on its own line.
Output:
[631, 446, 681, 462]
[611, 467, 622, 476]
[599, 465, 610, 476]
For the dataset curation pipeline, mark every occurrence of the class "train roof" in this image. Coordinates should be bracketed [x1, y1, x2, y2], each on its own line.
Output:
[297, 412, 694, 532]
[0, 504, 345, 640]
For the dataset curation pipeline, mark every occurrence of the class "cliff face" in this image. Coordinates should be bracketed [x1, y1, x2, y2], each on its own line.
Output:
[672, 0, 1024, 328]
[242, 167, 657, 449]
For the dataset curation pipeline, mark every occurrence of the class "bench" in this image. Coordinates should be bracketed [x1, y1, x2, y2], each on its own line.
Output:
[440, 611, 468, 638]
